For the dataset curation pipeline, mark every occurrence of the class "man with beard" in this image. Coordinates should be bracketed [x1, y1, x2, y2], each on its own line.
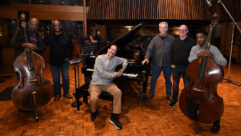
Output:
[11, 18, 45, 60]
[45, 20, 73, 101]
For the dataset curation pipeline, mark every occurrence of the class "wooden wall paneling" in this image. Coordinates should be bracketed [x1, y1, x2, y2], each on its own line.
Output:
[10, 4, 85, 13]
[221, 22, 241, 62]
[83, 0, 87, 36]
[220, 23, 228, 53]
[0, 9, 18, 19]
[30, 12, 85, 21]
[2, 48, 14, 68]
[0, 4, 88, 21]
[88, 0, 240, 21]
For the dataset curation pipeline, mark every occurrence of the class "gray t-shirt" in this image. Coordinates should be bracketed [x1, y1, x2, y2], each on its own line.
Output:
[90, 54, 128, 85]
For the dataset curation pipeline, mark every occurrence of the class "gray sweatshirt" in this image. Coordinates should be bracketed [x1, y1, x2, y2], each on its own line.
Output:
[90, 54, 128, 85]
[145, 34, 174, 67]
[188, 44, 227, 67]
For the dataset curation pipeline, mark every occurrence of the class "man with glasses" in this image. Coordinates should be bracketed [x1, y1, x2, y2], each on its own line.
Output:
[169, 24, 196, 107]
[142, 21, 174, 99]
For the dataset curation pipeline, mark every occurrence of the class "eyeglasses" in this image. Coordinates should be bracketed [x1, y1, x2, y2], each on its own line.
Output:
[159, 27, 168, 29]
[179, 29, 187, 32]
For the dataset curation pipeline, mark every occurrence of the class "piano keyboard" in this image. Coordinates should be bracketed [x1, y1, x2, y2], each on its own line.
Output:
[86, 68, 138, 78]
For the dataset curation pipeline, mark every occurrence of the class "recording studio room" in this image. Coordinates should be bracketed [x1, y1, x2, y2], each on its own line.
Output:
[0, 0, 241, 136]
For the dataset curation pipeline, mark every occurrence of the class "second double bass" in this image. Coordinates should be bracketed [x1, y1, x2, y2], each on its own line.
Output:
[179, 15, 227, 133]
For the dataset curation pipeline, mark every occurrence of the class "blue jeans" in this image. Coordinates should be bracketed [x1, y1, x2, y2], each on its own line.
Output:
[172, 66, 189, 102]
[149, 65, 172, 97]
[50, 61, 70, 96]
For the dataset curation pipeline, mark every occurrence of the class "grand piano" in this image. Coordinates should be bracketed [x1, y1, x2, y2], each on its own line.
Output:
[81, 23, 152, 99]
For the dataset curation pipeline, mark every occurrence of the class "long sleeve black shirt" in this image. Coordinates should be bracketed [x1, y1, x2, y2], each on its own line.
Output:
[170, 36, 196, 67]
[46, 32, 73, 66]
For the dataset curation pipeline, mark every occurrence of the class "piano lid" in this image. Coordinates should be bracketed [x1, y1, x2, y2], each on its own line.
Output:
[98, 23, 143, 54]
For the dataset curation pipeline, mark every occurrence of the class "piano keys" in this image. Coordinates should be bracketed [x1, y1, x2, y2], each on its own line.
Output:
[85, 68, 138, 78]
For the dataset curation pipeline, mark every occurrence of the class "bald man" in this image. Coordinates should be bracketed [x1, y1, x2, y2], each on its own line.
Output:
[11, 18, 45, 60]
[169, 24, 196, 107]
[45, 20, 73, 101]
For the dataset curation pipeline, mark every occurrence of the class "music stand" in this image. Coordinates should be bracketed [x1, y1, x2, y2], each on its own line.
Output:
[69, 59, 83, 107]
[218, 0, 241, 86]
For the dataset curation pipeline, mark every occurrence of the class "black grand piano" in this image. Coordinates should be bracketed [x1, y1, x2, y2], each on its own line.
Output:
[81, 23, 152, 99]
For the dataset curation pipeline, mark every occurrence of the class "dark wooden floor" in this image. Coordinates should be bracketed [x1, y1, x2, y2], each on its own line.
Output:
[0, 63, 241, 136]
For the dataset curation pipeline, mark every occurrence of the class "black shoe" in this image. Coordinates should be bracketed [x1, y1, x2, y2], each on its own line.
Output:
[63, 94, 72, 99]
[54, 95, 61, 101]
[169, 101, 177, 108]
[91, 111, 97, 121]
[110, 114, 122, 130]
[211, 121, 220, 134]
[147, 94, 154, 99]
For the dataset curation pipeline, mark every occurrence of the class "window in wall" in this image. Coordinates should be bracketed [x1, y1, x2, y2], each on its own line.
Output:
[59, 0, 82, 6]
[31, 0, 57, 5]
[0, 0, 28, 4]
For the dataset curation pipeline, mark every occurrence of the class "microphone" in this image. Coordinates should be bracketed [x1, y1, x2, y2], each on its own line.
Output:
[206, 0, 212, 7]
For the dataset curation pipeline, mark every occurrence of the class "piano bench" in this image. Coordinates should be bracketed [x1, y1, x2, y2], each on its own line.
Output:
[75, 84, 113, 110]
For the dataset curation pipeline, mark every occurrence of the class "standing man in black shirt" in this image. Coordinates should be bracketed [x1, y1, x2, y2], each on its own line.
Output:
[46, 20, 73, 101]
[169, 24, 196, 107]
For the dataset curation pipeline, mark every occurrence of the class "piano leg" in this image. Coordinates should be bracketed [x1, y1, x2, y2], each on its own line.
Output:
[140, 77, 148, 100]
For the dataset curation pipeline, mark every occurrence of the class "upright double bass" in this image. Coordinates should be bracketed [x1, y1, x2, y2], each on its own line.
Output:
[179, 17, 224, 124]
[12, 20, 53, 120]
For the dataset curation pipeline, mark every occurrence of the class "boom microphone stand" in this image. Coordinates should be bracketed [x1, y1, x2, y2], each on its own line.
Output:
[218, 0, 241, 86]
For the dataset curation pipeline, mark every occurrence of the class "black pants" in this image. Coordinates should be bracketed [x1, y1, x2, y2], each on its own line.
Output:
[172, 66, 189, 102]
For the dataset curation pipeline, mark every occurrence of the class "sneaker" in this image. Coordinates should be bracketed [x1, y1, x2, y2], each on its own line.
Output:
[91, 111, 97, 121]
[109, 115, 122, 130]
[169, 101, 177, 108]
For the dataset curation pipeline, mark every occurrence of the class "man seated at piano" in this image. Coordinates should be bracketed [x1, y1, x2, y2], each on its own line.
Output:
[88, 44, 127, 130]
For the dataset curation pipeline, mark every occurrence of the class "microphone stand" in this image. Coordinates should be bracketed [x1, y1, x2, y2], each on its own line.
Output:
[218, 0, 241, 86]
